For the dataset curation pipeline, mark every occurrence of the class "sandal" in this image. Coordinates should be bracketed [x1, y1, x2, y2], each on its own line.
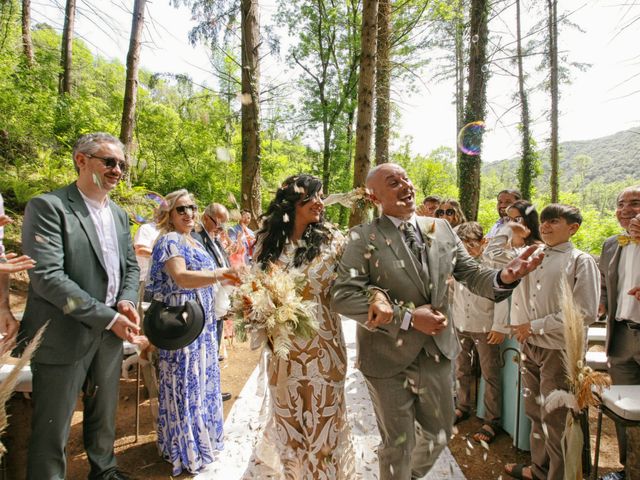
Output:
[472, 423, 500, 444]
[454, 409, 470, 425]
[504, 463, 533, 480]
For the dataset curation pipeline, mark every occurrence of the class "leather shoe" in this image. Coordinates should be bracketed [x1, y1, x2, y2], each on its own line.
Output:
[100, 469, 133, 480]
[222, 392, 232, 401]
[599, 471, 625, 480]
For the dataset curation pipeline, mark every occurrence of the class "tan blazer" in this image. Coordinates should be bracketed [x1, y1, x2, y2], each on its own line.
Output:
[331, 215, 511, 378]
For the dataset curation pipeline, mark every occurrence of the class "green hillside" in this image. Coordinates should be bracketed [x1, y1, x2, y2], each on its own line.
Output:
[483, 128, 640, 189]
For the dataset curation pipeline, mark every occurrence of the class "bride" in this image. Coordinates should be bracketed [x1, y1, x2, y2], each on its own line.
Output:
[243, 174, 356, 479]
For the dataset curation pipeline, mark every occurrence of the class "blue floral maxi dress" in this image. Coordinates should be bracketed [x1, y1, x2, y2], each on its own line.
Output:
[147, 232, 224, 475]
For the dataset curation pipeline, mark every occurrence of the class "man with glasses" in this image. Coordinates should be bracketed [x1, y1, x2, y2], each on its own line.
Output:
[193, 202, 233, 401]
[19, 132, 140, 480]
[598, 185, 640, 480]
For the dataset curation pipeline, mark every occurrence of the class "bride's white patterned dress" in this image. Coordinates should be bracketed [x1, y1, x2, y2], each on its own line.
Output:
[196, 319, 466, 479]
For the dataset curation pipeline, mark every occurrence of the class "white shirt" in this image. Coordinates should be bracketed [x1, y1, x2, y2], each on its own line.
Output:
[451, 260, 509, 334]
[78, 189, 121, 311]
[616, 243, 640, 323]
[134, 222, 159, 282]
[511, 241, 600, 350]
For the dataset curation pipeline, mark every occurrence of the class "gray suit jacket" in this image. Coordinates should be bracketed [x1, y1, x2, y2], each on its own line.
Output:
[599, 234, 623, 356]
[19, 183, 139, 364]
[331, 215, 512, 378]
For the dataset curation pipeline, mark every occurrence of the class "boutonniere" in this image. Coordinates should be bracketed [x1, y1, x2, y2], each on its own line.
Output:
[418, 220, 436, 249]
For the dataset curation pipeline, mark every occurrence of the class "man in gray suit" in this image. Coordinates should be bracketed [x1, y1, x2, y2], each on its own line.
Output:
[331, 163, 542, 480]
[19, 133, 141, 480]
[598, 185, 640, 480]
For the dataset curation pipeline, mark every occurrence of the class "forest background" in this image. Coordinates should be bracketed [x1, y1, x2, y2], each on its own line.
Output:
[1, 0, 639, 256]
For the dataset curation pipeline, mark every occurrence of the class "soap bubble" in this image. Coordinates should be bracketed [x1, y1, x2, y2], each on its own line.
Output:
[457, 121, 485, 156]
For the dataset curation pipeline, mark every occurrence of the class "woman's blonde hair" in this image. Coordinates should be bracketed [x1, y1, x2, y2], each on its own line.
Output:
[156, 189, 199, 234]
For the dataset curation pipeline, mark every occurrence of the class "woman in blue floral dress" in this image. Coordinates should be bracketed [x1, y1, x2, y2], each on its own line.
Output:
[147, 189, 238, 475]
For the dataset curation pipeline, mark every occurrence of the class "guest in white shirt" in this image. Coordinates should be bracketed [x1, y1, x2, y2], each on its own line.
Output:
[133, 209, 160, 303]
[452, 222, 509, 444]
[19, 133, 140, 480]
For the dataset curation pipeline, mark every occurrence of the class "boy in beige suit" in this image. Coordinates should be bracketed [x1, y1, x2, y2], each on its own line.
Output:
[506, 204, 599, 480]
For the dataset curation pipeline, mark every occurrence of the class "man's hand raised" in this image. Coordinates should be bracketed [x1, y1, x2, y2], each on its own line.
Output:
[0, 253, 36, 274]
[500, 245, 544, 285]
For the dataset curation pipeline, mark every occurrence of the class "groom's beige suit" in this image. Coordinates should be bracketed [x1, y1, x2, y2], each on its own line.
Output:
[331, 214, 512, 479]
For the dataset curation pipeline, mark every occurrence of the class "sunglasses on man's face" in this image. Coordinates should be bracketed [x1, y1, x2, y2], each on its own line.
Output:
[88, 154, 128, 173]
[206, 214, 226, 229]
[435, 208, 455, 217]
[175, 205, 198, 215]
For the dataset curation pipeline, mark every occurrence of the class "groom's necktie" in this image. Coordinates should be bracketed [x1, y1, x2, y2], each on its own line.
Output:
[401, 222, 422, 264]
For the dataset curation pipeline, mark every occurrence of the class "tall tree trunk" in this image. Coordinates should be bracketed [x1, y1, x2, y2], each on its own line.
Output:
[458, 0, 488, 221]
[454, 0, 465, 174]
[515, 0, 536, 200]
[241, 0, 261, 228]
[120, 0, 146, 168]
[322, 124, 331, 194]
[58, 0, 76, 95]
[548, 0, 559, 202]
[349, 0, 378, 227]
[21, 0, 34, 67]
[374, 0, 390, 166]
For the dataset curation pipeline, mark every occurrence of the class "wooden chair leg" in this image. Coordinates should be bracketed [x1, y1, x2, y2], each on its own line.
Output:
[592, 406, 603, 480]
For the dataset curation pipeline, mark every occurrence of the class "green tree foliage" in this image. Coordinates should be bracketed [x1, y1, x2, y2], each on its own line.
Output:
[0, 18, 310, 217]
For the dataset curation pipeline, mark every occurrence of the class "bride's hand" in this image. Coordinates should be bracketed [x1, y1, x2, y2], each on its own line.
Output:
[215, 267, 242, 286]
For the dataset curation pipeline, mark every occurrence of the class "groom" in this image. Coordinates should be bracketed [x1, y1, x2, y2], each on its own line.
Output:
[331, 163, 542, 479]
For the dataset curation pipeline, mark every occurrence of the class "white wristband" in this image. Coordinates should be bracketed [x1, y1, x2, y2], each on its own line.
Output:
[400, 311, 413, 331]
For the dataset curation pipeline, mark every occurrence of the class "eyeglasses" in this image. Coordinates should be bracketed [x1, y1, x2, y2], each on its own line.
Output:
[88, 154, 128, 173]
[206, 214, 226, 229]
[435, 208, 455, 217]
[175, 205, 198, 215]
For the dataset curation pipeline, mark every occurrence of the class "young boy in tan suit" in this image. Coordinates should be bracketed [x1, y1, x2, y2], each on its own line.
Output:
[505, 204, 600, 480]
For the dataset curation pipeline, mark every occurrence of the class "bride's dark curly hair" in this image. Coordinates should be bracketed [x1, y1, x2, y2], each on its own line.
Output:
[256, 174, 332, 269]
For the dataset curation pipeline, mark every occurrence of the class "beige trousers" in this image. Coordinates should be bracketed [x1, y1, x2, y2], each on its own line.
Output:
[455, 331, 502, 425]
[522, 343, 570, 480]
[364, 347, 454, 480]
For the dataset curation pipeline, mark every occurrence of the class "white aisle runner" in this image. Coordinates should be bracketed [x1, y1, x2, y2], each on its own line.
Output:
[196, 319, 466, 479]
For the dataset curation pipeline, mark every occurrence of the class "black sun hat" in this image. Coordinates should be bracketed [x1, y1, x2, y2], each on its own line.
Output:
[143, 299, 205, 350]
